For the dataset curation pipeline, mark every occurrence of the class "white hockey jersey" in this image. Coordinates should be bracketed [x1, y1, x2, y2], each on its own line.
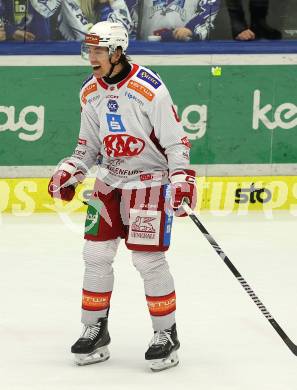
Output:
[69, 64, 191, 189]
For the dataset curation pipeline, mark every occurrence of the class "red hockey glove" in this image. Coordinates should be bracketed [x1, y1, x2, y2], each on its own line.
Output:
[48, 162, 84, 202]
[170, 169, 197, 217]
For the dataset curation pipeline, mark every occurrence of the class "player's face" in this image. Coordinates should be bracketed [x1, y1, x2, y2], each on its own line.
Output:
[88, 46, 111, 78]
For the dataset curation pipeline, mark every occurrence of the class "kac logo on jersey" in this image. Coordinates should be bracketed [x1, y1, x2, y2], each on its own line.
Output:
[103, 134, 145, 157]
[106, 114, 126, 133]
[107, 99, 119, 113]
[136, 70, 161, 89]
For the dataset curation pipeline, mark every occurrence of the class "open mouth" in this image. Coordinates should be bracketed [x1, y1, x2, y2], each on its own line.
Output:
[93, 66, 101, 70]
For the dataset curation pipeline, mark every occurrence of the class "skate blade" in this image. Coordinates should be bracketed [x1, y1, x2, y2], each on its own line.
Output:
[74, 346, 110, 366]
[149, 351, 179, 372]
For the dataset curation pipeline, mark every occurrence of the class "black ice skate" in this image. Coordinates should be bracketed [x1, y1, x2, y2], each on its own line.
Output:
[71, 317, 110, 366]
[145, 323, 180, 372]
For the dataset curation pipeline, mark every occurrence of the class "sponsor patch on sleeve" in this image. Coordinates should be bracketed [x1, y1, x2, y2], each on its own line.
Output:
[81, 83, 97, 104]
[181, 136, 191, 148]
[78, 138, 87, 145]
[136, 69, 161, 89]
[127, 80, 155, 101]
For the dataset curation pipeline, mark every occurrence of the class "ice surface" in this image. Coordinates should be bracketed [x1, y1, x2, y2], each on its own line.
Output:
[1, 211, 297, 390]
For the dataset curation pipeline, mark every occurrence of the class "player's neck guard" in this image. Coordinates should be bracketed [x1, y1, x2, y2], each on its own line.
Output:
[103, 62, 132, 85]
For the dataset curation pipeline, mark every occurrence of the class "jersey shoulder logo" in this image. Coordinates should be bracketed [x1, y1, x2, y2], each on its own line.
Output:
[136, 69, 162, 89]
[81, 83, 97, 105]
[127, 80, 155, 101]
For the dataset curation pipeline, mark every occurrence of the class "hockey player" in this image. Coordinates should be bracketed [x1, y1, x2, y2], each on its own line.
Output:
[48, 21, 197, 371]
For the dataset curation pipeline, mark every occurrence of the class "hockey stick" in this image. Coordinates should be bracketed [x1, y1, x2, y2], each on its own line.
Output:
[182, 202, 297, 356]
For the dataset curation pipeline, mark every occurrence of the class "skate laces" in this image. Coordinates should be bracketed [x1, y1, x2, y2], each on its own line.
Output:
[150, 329, 174, 347]
[81, 323, 101, 340]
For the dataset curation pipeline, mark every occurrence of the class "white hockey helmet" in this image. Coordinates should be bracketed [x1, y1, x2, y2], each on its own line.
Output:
[83, 21, 129, 56]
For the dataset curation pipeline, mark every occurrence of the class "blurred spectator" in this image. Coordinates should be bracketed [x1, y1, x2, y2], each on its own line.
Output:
[0, 6, 5, 41]
[0, 1, 5, 41]
[31, 0, 132, 40]
[125, 0, 221, 41]
[0, 0, 52, 41]
[0, 0, 132, 42]
[225, 0, 282, 40]
[0, 21, 5, 41]
[79, 0, 133, 33]
[30, 0, 90, 40]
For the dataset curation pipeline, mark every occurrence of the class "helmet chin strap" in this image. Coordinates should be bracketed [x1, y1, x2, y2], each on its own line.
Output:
[105, 62, 116, 78]
[104, 50, 121, 79]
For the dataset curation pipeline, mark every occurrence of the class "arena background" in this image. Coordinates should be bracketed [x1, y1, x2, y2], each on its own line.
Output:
[1, 3, 297, 390]
[211, 0, 297, 40]
[0, 0, 296, 213]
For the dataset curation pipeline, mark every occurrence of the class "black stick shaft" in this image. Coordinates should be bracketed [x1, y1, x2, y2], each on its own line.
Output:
[183, 203, 297, 356]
